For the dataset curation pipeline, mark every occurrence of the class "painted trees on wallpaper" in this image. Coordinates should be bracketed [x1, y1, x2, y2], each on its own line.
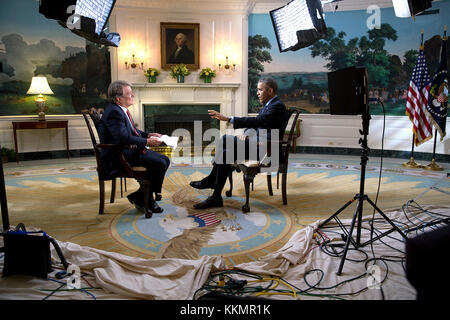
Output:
[309, 23, 447, 115]
[0, 34, 111, 116]
[61, 42, 111, 114]
[424, 35, 450, 78]
[248, 35, 272, 113]
[311, 24, 399, 88]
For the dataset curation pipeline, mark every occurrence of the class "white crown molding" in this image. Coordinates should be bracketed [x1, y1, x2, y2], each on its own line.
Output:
[115, 0, 257, 15]
[115, 0, 443, 14]
[251, 0, 396, 14]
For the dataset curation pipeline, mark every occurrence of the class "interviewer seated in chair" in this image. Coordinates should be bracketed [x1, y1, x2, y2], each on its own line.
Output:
[190, 77, 288, 209]
[98, 80, 170, 214]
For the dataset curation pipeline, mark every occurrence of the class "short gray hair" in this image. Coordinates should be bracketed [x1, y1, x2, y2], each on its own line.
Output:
[258, 77, 278, 93]
[175, 33, 187, 43]
[108, 80, 131, 103]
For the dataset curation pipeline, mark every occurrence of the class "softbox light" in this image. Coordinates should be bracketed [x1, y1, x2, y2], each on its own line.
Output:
[39, 0, 120, 47]
[270, 0, 327, 52]
[392, 0, 433, 18]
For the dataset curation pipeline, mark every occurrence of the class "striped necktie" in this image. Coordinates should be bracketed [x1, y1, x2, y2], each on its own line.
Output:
[125, 109, 139, 136]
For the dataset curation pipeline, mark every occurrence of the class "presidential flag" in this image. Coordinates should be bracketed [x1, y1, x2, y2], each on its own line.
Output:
[406, 45, 433, 146]
[426, 36, 448, 141]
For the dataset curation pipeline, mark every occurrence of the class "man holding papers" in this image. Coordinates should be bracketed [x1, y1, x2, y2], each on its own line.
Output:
[98, 80, 170, 214]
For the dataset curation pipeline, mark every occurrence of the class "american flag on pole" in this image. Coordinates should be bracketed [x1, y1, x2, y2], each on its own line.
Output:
[425, 36, 447, 142]
[406, 45, 433, 146]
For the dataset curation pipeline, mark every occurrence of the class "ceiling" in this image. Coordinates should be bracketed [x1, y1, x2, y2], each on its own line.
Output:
[115, 0, 398, 14]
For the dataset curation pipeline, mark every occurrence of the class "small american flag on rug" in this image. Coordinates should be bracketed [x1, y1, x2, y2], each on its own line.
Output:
[189, 212, 221, 227]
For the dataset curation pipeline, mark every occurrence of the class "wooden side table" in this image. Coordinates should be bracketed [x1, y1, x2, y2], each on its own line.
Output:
[12, 120, 70, 163]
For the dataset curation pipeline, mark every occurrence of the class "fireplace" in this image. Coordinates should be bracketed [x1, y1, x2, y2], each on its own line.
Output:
[144, 104, 220, 155]
[144, 104, 220, 137]
[131, 83, 240, 157]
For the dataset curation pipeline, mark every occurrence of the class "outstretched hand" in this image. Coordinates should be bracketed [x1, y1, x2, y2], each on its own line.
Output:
[208, 109, 229, 122]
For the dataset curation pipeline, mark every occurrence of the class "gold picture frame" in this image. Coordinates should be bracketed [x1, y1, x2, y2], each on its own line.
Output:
[161, 22, 200, 70]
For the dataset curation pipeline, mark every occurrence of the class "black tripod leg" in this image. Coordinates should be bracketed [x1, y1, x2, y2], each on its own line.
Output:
[319, 198, 356, 229]
[337, 199, 363, 275]
[364, 197, 408, 241]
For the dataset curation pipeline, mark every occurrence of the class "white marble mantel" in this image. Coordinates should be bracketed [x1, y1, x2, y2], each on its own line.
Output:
[130, 82, 241, 132]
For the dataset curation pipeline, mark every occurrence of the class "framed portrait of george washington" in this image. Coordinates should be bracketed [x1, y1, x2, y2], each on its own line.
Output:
[161, 22, 200, 70]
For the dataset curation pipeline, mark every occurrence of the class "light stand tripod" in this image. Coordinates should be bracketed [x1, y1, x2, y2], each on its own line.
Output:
[1, 144, 11, 253]
[318, 111, 408, 275]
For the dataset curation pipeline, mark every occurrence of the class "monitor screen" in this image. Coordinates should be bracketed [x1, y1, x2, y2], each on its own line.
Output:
[75, 0, 116, 35]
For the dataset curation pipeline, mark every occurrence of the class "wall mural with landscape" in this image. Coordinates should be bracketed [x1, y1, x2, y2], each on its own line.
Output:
[0, 0, 111, 116]
[248, 0, 450, 115]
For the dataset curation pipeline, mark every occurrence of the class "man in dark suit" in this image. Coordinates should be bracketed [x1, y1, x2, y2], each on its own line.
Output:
[167, 33, 195, 64]
[97, 80, 170, 214]
[190, 77, 289, 209]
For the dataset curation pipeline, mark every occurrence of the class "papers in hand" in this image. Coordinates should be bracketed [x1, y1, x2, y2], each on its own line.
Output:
[156, 135, 178, 148]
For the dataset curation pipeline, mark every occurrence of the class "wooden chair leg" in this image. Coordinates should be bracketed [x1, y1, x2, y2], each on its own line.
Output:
[267, 173, 273, 196]
[282, 172, 287, 205]
[226, 170, 233, 197]
[110, 178, 116, 203]
[277, 172, 280, 189]
[242, 174, 252, 213]
[99, 180, 105, 215]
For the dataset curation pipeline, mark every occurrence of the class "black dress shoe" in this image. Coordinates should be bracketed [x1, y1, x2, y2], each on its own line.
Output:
[149, 200, 163, 213]
[127, 193, 138, 204]
[193, 196, 223, 209]
[190, 180, 215, 190]
[128, 193, 162, 213]
[127, 194, 146, 212]
[127, 193, 143, 206]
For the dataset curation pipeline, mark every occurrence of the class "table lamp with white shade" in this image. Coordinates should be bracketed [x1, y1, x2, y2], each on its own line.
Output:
[27, 76, 53, 121]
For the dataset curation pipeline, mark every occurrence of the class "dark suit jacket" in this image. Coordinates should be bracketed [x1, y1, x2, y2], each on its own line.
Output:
[97, 103, 148, 179]
[168, 45, 195, 64]
[232, 96, 288, 142]
[213, 96, 289, 169]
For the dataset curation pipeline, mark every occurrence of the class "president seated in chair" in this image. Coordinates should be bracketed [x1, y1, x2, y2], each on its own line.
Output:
[190, 77, 288, 209]
[98, 80, 170, 214]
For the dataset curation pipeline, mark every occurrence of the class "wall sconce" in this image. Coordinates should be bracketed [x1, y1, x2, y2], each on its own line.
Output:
[27, 76, 53, 121]
[124, 42, 144, 70]
[218, 56, 236, 72]
[125, 53, 144, 70]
